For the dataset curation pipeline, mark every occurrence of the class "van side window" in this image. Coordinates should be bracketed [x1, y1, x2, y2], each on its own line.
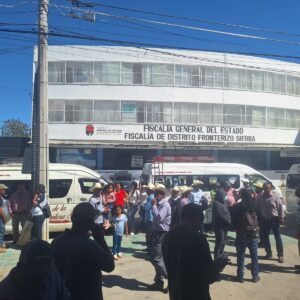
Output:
[79, 178, 100, 194]
[0, 180, 31, 198]
[49, 179, 72, 198]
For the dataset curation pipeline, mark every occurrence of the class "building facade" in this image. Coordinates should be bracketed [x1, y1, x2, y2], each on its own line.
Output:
[34, 46, 300, 176]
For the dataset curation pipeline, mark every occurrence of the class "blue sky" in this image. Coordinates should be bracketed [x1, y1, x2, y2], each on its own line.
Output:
[1, 0, 300, 127]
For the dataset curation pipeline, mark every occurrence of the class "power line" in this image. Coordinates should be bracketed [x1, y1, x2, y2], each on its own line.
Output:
[2, 27, 300, 64]
[86, 1, 300, 39]
[50, 3, 300, 47]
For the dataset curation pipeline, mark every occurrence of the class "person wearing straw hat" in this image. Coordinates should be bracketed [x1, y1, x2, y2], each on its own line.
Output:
[172, 186, 193, 228]
[148, 184, 171, 293]
[168, 186, 180, 228]
[0, 183, 8, 253]
[89, 182, 106, 227]
[189, 180, 209, 211]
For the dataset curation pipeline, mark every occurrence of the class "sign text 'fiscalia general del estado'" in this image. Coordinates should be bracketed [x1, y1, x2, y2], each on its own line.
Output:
[124, 125, 256, 143]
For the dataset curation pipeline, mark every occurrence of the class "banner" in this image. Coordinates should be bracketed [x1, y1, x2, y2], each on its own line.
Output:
[49, 123, 300, 145]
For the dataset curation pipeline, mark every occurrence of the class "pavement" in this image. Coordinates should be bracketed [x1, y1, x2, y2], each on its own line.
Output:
[1, 226, 299, 300]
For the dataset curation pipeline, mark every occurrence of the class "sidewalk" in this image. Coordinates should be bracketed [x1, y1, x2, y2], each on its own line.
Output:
[1, 230, 299, 299]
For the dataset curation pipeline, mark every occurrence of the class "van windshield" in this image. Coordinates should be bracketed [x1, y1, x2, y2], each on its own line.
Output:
[154, 174, 240, 191]
[286, 174, 300, 189]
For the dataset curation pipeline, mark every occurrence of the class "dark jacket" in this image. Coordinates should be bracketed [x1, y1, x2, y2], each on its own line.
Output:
[162, 226, 219, 300]
[0, 265, 70, 300]
[51, 228, 115, 300]
[212, 190, 231, 230]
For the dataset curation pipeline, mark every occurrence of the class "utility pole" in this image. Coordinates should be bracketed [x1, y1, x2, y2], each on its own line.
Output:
[37, 0, 49, 241]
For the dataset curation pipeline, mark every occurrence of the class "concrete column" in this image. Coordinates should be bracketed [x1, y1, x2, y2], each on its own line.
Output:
[97, 148, 104, 170]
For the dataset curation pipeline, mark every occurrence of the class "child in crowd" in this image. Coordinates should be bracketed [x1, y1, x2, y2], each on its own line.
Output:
[103, 183, 116, 230]
[112, 206, 128, 260]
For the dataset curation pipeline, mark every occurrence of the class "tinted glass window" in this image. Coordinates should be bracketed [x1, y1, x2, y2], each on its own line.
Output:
[286, 174, 300, 189]
[79, 178, 100, 194]
[0, 180, 31, 199]
[49, 179, 72, 198]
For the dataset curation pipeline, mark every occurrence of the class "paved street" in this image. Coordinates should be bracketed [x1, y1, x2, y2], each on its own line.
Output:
[1, 227, 299, 300]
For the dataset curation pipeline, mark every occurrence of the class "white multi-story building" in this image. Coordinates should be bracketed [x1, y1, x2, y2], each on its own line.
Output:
[34, 46, 300, 175]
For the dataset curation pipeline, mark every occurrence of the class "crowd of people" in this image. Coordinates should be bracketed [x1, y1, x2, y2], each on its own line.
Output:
[0, 178, 299, 300]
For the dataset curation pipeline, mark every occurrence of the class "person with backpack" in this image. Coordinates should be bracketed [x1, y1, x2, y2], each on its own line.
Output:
[232, 189, 260, 283]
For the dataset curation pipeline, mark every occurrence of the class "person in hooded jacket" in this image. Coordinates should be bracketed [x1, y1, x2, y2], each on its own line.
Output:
[212, 189, 231, 259]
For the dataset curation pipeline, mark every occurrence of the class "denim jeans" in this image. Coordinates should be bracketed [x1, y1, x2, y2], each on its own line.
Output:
[0, 218, 5, 246]
[128, 205, 138, 234]
[112, 234, 123, 255]
[235, 235, 259, 279]
[32, 214, 45, 240]
[262, 217, 284, 257]
[214, 228, 228, 259]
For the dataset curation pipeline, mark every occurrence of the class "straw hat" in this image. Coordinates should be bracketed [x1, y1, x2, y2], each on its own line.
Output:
[154, 183, 166, 192]
[0, 184, 8, 190]
[180, 186, 193, 194]
[253, 181, 263, 189]
[191, 180, 204, 187]
[143, 183, 155, 190]
[89, 182, 103, 192]
[171, 186, 180, 192]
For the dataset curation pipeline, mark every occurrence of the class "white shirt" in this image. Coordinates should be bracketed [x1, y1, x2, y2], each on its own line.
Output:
[89, 195, 104, 224]
[128, 190, 140, 205]
[31, 194, 47, 217]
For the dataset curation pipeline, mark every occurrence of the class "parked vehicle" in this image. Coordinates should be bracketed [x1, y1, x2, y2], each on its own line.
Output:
[111, 171, 133, 192]
[141, 162, 282, 199]
[0, 163, 107, 233]
[286, 163, 300, 212]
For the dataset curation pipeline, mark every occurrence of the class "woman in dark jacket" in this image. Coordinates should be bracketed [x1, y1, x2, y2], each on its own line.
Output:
[212, 189, 231, 259]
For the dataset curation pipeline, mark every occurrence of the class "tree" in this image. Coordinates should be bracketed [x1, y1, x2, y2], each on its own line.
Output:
[1, 118, 31, 137]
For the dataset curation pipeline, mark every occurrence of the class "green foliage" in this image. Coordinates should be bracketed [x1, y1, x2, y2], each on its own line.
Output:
[1, 118, 31, 137]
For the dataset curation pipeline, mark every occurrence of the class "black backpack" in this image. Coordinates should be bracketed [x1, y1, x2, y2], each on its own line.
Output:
[243, 209, 259, 234]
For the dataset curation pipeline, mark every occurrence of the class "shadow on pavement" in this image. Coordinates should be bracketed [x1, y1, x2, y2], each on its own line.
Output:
[103, 275, 149, 291]
[256, 263, 295, 274]
[131, 241, 147, 246]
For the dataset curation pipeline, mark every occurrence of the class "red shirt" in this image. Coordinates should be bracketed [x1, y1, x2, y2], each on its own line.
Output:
[114, 190, 126, 207]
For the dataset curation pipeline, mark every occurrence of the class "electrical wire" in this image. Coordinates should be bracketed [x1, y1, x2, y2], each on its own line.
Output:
[85, 1, 300, 38]
[49, 3, 300, 47]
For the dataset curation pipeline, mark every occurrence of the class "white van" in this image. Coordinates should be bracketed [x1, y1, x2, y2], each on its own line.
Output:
[141, 162, 282, 199]
[286, 163, 300, 213]
[0, 163, 107, 233]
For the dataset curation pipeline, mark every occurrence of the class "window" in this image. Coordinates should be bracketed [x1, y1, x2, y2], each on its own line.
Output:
[78, 178, 100, 194]
[150, 64, 174, 86]
[66, 62, 93, 83]
[214, 67, 224, 88]
[287, 109, 300, 129]
[225, 68, 241, 89]
[249, 71, 265, 91]
[286, 174, 300, 189]
[49, 179, 72, 198]
[199, 104, 214, 124]
[94, 62, 120, 84]
[267, 107, 285, 128]
[223, 105, 244, 125]
[174, 102, 198, 123]
[49, 62, 65, 83]
[65, 100, 93, 123]
[121, 63, 147, 84]
[147, 102, 172, 123]
[202, 66, 214, 87]
[94, 100, 120, 122]
[49, 100, 64, 122]
[250, 106, 266, 127]
[175, 65, 191, 86]
[191, 66, 201, 87]
[122, 102, 138, 123]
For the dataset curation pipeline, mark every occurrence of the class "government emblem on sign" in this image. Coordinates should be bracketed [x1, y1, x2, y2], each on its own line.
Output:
[85, 124, 94, 136]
